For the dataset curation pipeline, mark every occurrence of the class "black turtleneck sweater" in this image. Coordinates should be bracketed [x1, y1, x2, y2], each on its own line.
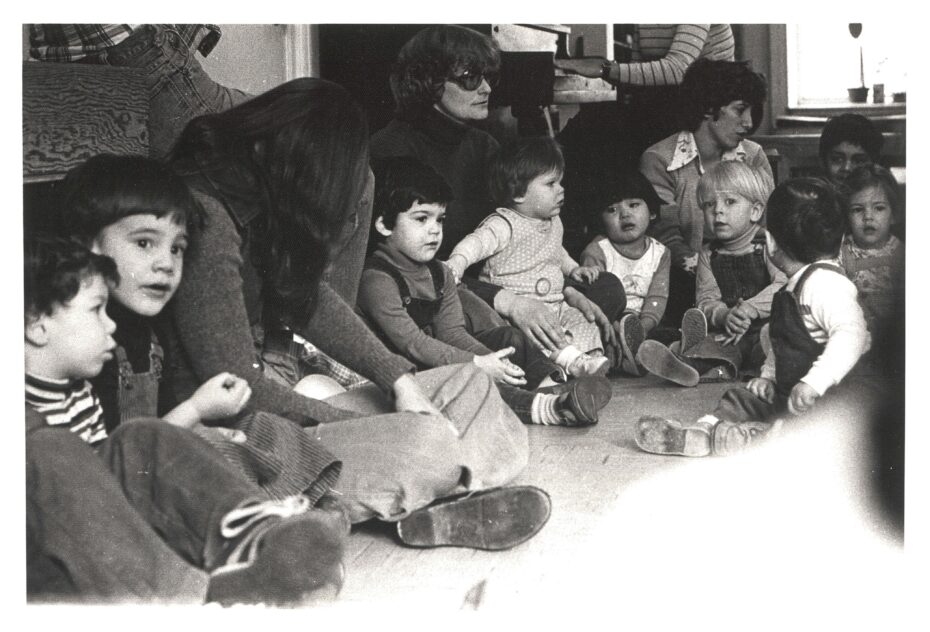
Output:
[370, 107, 500, 261]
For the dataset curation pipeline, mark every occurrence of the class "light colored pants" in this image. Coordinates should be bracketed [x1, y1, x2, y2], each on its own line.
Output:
[308, 363, 528, 523]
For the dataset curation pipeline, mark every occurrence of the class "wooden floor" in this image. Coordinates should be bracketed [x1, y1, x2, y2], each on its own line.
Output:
[336, 375, 735, 607]
[332, 372, 907, 614]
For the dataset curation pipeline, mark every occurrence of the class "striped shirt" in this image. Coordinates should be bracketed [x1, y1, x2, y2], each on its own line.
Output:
[28, 24, 221, 62]
[25, 374, 108, 446]
[615, 24, 735, 86]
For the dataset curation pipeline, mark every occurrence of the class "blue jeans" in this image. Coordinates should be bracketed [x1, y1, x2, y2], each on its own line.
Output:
[310, 363, 528, 523]
[26, 419, 263, 603]
[85, 25, 252, 158]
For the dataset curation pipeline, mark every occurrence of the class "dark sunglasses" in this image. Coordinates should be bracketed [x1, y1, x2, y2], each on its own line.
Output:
[447, 67, 499, 91]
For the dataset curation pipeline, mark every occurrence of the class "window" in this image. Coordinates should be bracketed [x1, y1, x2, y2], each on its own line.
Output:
[786, 23, 906, 108]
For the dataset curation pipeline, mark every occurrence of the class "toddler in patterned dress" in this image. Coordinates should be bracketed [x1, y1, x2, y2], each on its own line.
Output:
[838, 164, 905, 372]
[447, 137, 608, 378]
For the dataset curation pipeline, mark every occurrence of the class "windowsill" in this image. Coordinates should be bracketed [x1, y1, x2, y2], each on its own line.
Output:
[776, 101, 906, 128]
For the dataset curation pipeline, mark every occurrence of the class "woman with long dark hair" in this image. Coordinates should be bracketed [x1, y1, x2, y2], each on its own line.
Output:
[166, 78, 547, 544]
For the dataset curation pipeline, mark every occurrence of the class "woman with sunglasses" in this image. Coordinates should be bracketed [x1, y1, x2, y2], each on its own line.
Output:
[371, 25, 622, 356]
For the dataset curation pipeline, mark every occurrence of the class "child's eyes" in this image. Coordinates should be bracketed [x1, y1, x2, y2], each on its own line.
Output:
[171, 244, 187, 255]
[136, 239, 152, 249]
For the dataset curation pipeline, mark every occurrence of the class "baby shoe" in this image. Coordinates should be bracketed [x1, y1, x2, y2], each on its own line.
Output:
[712, 419, 783, 456]
[617, 314, 646, 376]
[680, 308, 708, 354]
[635, 340, 699, 387]
[634, 416, 713, 457]
[207, 495, 347, 606]
[567, 352, 610, 378]
[396, 486, 552, 551]
[539, 375, 612, 426]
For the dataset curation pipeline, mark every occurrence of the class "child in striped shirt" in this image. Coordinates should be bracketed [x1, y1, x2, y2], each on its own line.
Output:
[24, 235, 346, 604]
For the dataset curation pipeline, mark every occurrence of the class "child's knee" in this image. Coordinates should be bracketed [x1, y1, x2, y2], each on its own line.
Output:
[294, 375, 348, 400]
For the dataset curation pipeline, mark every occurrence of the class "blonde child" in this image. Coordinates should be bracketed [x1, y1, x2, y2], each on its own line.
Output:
[635, 177, 870, 457]
[636, 161, 785, 386]
[447, 136, 608, 378]
[580, 170, 670, 375]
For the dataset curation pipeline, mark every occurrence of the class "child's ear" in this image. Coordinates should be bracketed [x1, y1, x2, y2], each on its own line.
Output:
[89, 236, 104, 254]
[512, 194, 526, 204]
[24, 314, 49, 347]
[374, 216, 392, 237]
[750, 202, 765, 223]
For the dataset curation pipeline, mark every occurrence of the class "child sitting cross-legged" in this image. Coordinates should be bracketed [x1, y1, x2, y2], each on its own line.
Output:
[358, 156, 612, 427]
[579, 170, 670, 376]
[446, 136, 609, 378]
[635, 161, 786, 386]
[56, 154, 347, 506]
[838, 164, 905, 374]
[24, 235, 346, 605]
[634, 177, 870, 457]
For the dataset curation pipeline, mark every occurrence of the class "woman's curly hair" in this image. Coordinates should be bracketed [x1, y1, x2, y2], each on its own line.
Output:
[678, 58, 767, 133]
[390, 25, 500, 118]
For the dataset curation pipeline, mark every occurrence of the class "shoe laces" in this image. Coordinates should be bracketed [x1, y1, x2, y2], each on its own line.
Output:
[219, 495, 311, 567]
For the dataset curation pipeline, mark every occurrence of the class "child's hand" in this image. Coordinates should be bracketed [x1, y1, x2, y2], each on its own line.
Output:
[746, 377, 775, 403]
[473, 347, 527, 386]
[681, 253, 699, 274]
[569, 265, 600, 285]
[788, 382, 820, 416]
[445, 255, 468, 285]
[189, 373, 252, 421]
[724, 300, 759, 337]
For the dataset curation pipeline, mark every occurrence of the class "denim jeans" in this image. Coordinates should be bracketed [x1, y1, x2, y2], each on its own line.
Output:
[26, 419, 263, 603]
[309, 363, 528, 523]
[87, 25, 252, 158]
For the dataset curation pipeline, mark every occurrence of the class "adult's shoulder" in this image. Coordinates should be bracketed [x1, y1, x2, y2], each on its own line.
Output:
[640, 132, 680, 168]
[370, 118, 417, 156]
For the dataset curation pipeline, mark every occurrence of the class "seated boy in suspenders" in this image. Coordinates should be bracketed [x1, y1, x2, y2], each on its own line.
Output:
[358, 156, 613, 428]
[634, 177, 871, 457]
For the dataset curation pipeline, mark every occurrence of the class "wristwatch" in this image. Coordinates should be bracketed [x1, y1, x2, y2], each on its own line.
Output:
[600, 60, 614, 82]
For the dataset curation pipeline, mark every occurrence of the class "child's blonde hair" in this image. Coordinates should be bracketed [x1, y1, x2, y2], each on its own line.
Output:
[697, 161, 775, 209]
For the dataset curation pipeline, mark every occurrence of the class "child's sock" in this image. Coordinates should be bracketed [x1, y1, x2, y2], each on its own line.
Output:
[531, 393, 562, 425]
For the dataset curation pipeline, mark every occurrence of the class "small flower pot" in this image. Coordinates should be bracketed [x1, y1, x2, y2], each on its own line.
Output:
[847, 87, 869, 103]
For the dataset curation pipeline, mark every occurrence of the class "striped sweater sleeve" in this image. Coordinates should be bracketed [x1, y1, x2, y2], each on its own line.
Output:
[616, 25, 733, 87]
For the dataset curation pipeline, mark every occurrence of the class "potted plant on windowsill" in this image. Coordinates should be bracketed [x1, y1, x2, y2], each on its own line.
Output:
[847, 24, 869, 103]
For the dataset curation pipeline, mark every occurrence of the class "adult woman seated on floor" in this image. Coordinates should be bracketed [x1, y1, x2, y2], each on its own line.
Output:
[164, 77, 549, 547]
[370, 24, 624, 357]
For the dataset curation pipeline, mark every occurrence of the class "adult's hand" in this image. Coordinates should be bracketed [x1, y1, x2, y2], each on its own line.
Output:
[554, 58, 607, 79]
[563, 286, 617, 349]
[495, 290, 566, 353]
